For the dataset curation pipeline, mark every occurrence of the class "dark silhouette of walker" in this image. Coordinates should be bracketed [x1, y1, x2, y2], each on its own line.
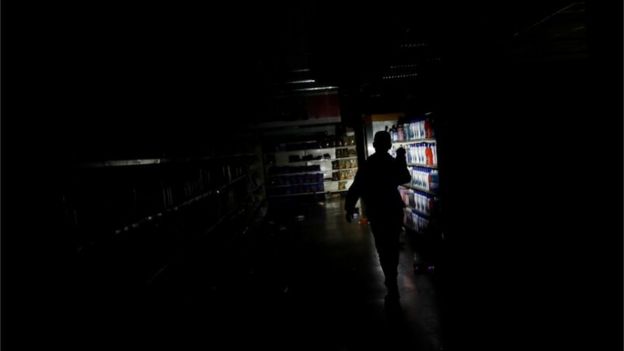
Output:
[345, 130, 411, 307]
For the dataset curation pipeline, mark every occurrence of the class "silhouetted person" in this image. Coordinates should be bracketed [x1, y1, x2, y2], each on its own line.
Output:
[345, 131, 411, 307]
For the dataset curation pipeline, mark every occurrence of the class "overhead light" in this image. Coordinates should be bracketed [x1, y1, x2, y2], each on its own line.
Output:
[291, 68, 311, 73]
[286, 79, 316, 84]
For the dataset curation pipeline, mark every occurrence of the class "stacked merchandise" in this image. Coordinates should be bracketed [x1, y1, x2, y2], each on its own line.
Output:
[264, 131, 359, 195]
[399, 187, 434, 216]
[404, 209, 431, 233]
[410, 167, 440, 192]
[335, 147, 357, 158]
[267, 165, 324, 196]
[398, 116, 437, 233]
[332, 159, 358, 170]
[401, 184, 433, 233]
[332, 169, 357, 181]
[389, 117, 434, 142]
[391, 142, 437, 166]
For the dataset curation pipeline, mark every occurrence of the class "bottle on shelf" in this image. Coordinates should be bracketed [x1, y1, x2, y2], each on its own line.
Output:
[397, 124, 405, 141]
[390, 125, 398, 142]
[425, 143, 434, 166]
[414, 121, 420, 139]
[404, 122, 412, 141]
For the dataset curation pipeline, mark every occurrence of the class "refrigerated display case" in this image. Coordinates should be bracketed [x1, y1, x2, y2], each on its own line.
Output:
[361, 112, 440, 235]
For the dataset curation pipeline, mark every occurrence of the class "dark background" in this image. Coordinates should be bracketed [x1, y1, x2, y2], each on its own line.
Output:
[4, 0, 622, 349]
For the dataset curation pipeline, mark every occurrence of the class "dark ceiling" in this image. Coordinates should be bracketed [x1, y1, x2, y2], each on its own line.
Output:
[45, 0, 586, 100]
[20, 0, 590, 160]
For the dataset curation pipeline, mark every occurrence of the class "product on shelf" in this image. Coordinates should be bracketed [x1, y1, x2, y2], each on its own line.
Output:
[425, 144, 433, 165]
[332, 169, 357, 181]
[336, 146, 357, 159]
[398, 186, 434, 216]
[267, 132, 359, 195]
[396, 118, 435, 142]
[404, 208, 430, 232]
[396, 142, 437, 166]
[332, 159, 358, 170]
[410, 167, 440, 192]
[397, 124, 405, 141]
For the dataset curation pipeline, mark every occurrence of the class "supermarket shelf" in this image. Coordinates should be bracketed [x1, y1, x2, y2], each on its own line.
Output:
[267, 146, 347, 155]
[80, 158, 171, 168]
[268, 171, 324, 177]
[286, 158, 333, 165]
[268, 192, 326, 198]
[268, 188, 352, 197]
[335, 156, 358, 160]
[393, 138, 436, 144]
[407, 163, 438, 169]
[400, 184, 437, 196]
[113, 173, 249, 236]
[268, 182, 323, 188]
[332, 167, 358, 171]
[405, 206, 431, 218]
[267, 146, 357, 155]
[78, 153, 256, 168]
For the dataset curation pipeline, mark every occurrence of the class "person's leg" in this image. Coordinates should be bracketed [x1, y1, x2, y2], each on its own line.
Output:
[371, 219, 401, 299]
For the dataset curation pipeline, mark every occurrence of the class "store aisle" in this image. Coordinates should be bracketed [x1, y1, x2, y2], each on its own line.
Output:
[272, 196, 444, 351]
[91, 196, 443, 351]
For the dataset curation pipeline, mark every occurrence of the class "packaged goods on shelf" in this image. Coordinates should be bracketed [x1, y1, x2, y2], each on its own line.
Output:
[333, 169, 357, 181]
[409, 167, 439, 192]
[404, 209, 430, 232]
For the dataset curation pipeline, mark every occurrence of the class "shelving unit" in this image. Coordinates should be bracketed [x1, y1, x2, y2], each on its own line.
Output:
[407, 163, 437, 169]
[332, 167, 359, 171]
[392, 138, 437, 144]
[266, 146, 355, 155]
[268, 171, 324, 177]
[362, 112, 440, 235]
[335, 156, 358, 160]
[263, 131, 358, 197]
[400, 184, 437, 196]
[62, 143, 268, 291]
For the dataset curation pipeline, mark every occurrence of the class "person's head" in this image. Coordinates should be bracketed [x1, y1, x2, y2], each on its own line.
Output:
[373, 131, 392, 152]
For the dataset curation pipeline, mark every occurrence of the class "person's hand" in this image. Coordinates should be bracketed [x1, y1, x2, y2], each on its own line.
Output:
[396, 147, 406, 159]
